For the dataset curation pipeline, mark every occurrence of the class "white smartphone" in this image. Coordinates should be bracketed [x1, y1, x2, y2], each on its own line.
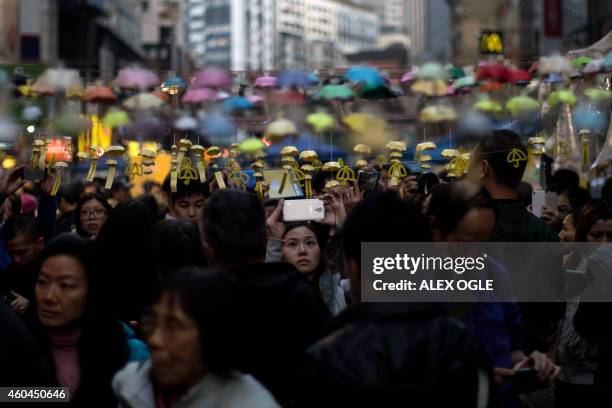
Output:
[283, 199, 325, 222]
[532, 190, 545, 217]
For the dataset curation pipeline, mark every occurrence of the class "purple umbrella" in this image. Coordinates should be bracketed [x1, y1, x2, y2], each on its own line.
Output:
[182, 88, 219, 104]
[115, 67, 160, 90]
[277, 69, 311, 88]
[191, 67, 231, 89]
[254, 75, 277, 89]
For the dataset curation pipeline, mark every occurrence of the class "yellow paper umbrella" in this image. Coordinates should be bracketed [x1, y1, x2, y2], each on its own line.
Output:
[299, 150, 318, 162]
[306, 112, 336, 133]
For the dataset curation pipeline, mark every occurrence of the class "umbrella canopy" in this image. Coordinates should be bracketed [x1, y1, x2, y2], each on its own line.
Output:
[115, 67, 159, 89]
[410, 79, 447, 96]
[419, 106, 457, 123]
[34, 67, 83, 93]
[175, 115, 199, 131]
[509, 70, 531, 85]
[254, 75, 278, 89]
[345, 66, 385, 92]
[238, 138, 266, 154]
[474, 100, 503, 114]
[161, 75, 186, 94]
[22, 105, 43, 122]
[102, 109, 131, 129]
[200, 113, 236, 142]
[447, 65, 465, 79]
[192, 67, 231, 89]
[122, 93, 166, 109]
[476, 63, 512, 82]
[277, 69, 311, 88]
[247, 95, 264, 105]
[82, 86, 117, 104]
[417, 63, 448, 81]
[270, 90, 306, 104]
[400, 67, 419, 84]
[585, 88, 612, 102]
[454, 76, 476, 91]
[264, 118, 299, 141]
[571, 56, 593, 68]
[53, 112, 90, 137]
[583, 59, 603, 74]
[306, 112, 336, 133]
[222, 97, 255, 114]
[538, 55, 572, 75]
[182, 88, 219, 104]
[506, 95, 540, 117]
[547, 90, 577, 107]
[316, 84, 354, 101]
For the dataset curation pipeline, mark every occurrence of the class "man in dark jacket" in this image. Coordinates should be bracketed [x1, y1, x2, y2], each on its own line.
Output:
[200, 189, 330, 405]
[55, 181, 81, 235]
[301, 191, 493, 407]
[469, 130, 564, 354]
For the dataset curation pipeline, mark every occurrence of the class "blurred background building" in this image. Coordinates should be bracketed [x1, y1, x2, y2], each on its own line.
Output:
[1, 0, 612, 77]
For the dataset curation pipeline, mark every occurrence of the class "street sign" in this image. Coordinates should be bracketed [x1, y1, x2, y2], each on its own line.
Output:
[479, 31, 504, 55]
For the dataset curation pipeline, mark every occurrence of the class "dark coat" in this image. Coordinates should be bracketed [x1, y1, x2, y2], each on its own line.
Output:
[300, 302, 494, 407]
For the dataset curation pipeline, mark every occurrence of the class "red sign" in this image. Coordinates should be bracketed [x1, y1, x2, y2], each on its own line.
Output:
[45, 138, 73, 162]
[544, 0, 562, 37]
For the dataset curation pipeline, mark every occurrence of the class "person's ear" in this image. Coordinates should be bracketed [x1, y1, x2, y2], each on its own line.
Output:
[480, 160, 492, 181]
[35, 236, 44, 250]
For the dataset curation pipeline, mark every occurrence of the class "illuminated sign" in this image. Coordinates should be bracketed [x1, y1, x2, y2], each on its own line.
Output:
[479, 31, 504, 55]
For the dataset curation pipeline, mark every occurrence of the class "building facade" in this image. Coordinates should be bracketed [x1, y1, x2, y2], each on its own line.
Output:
[185, 0, 377, 70]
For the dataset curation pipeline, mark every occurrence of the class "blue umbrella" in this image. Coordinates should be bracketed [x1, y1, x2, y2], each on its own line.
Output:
[307, 72, 320, 86]
[277, 69, 311, 88]
[543, 73, 562, 84]
[573, 106, 607, 134]
[200, 113, 236, 144]
[222, 96, 254, 114]
[345, 66, 385, 92]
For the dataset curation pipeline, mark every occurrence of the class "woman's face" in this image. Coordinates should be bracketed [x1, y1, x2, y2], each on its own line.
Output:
[434, 208, 496, 243]
[35, 255, 88, 330]
[145, 294, 206, 390]
[559, 214, 576, 243]
[282, 226, 321, 279]
[586, 218, 612, 243]
[79, 199, 108, 237]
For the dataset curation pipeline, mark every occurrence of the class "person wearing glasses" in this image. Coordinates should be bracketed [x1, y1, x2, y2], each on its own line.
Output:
[74, 194, 112, 239]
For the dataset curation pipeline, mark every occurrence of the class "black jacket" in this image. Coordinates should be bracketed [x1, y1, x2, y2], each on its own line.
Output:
[300, 302, 494, 407]
[221, 261, 330, 405]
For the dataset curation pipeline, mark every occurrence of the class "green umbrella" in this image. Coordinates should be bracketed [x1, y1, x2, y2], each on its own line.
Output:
[454, 76, 476, 90]
[547, 90, 577, 107]
[306, 112, 336, 133]
[571, 56, 593, 68]
[316, 85, 354, 101]
[506, 95, 540, 117]
[102, 109, 131, 129]
[584, 88, 612, 102]
[418, 62, 449, 81]
[53, 112, 89, 137]
[474, 100, 503, 114]
[448, 65, 465, 79]
[238, 138, 266, 154]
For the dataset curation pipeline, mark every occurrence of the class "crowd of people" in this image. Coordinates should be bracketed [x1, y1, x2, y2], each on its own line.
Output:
[1, 128, 612, 407]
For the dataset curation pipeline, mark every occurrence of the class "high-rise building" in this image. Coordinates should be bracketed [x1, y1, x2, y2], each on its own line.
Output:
[142, 0, 193, 76]
[185, 0, 377, 70]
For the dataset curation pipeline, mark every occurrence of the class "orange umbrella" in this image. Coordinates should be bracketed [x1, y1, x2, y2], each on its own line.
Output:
[82, 86, 117, 104]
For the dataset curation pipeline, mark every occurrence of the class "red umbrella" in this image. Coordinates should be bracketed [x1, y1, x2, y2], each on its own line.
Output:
[509, 69, 531, 84]
[270, 90, 305, 104]
[182, 88, 219, 104]
[476, 63, 512, 82]
[191, 67, 231, 89]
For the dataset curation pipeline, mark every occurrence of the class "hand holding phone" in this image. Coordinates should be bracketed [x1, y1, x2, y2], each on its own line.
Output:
[283, 199, 325, 222]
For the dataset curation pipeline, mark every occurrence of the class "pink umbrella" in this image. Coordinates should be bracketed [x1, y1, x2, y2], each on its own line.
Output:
[182, 88, 219, 104]
[115, 67, 160, 89]
[191, 67, 231, 89]
[400, 67, 419, 84]
[247, 95, 264, 105]
[254, 75, 278, 89]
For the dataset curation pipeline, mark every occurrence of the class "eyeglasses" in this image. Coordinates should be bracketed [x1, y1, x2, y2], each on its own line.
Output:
[80, 208, 107, 219]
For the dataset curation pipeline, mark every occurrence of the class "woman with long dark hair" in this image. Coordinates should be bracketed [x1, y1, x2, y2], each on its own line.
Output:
[27, 234, 147, 406]
[74, 193, 112, 239]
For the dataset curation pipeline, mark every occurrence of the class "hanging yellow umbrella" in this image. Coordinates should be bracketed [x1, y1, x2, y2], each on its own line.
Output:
[419, 106, 457, 123]
[410, 79, 447, 96]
